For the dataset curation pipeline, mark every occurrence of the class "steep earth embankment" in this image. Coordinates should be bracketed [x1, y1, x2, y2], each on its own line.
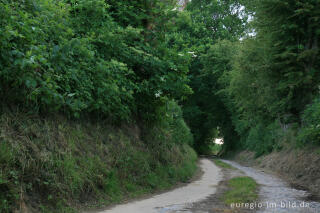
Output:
[0, 112, 197, 213]
[233, 149, 320, 200]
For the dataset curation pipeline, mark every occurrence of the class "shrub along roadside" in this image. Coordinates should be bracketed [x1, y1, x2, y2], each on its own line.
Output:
[298, 97, 320, 146]
[0, 0, 192, 122]
[0, 0, 197, 209]
[0, 109, 197, 213]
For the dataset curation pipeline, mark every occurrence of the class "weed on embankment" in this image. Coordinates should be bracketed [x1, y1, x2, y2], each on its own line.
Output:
[0, 112, 197, 213]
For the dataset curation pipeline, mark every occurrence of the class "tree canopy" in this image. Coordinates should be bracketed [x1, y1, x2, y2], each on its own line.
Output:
[181, 0, 320, 154]
[0, 0, 319, 155]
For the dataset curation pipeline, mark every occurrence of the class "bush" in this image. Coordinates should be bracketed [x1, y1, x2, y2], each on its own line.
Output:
[0, 0, 191, 122]
[298, 97, 320, 145]
[245, 122, 281, 157]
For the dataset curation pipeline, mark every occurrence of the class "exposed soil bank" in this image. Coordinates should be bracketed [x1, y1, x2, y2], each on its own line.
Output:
[232, 148, 320, 200]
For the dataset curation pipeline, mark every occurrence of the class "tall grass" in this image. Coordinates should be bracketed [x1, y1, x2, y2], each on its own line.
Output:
[0, 112, 197, 212]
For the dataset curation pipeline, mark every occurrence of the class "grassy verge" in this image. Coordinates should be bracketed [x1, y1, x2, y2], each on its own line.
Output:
[0, 112, 197, 213]
[213, 159, 235, 170]
[223, 176, 258, 205]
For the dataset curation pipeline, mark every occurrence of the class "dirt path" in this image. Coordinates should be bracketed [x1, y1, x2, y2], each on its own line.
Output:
[223, 160, 320, 213]
[96, 159, 222, 213]
[185, 159, 320, 213]
[186, 162, 253, 213]
[89, 158, 320, 213]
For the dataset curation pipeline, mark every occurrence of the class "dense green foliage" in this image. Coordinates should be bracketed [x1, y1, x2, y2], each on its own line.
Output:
[0, 0, 191, 121]
[299, 97, 320, 145]
[176, 0, 249, 152]
[225, 0, 320, 154]
[1, 0, 320, 210]
[0, 0, 197, 211]
[176, 0, 320, 154]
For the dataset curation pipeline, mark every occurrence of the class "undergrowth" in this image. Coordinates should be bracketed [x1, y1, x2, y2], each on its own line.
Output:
[0, 111, 197, 213]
